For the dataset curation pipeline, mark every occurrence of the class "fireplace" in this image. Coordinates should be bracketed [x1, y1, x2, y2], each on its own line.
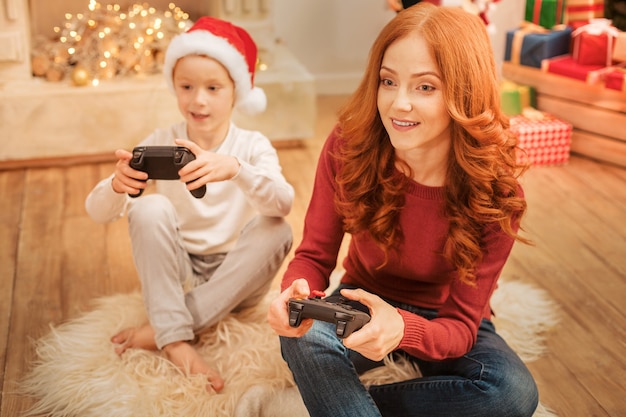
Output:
[0, 0, 315, 164]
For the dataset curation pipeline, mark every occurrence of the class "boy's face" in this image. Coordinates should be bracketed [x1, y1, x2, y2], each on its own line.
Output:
[172, 55, 236, 142]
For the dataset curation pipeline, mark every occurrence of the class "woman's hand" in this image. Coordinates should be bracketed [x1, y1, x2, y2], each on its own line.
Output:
[111, 148, 148, 195]
[175, 138, 240, 190]
[267, 278, 313, 338]
[340, 288, 405, 361]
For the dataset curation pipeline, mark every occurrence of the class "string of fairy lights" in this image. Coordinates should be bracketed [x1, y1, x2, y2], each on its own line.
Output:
[31, 1, 192, 86]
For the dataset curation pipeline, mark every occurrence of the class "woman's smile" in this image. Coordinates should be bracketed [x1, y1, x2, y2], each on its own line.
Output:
[391, 118, 419, 129]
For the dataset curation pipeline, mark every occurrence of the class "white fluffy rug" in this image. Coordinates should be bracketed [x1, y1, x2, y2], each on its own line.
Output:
[21, 280, 560, 417]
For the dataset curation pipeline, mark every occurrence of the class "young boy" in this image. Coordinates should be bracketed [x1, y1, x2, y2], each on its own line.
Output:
[85, 17, 294, 393]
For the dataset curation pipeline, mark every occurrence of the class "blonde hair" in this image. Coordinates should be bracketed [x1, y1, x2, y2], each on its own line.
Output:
[334, 3, 528, 285]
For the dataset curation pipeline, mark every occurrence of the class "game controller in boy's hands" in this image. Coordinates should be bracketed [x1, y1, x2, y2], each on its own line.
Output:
[288, 290, 371, 338]
[128, 146, 206, 198]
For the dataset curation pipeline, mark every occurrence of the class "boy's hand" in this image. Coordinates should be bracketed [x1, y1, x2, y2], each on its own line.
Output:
[267, 278, 313, 338]
[175, 139, 241, 190]
[111, 149, 148, 195]
[386, 0, 403, 11]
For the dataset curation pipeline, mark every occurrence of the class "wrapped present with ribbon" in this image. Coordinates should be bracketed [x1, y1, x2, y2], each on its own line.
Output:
[572, 18, 620, 66]
[542, 54, 611, 84]
[605, 67, 626, 91]
[525, 0, 566, 29]
[504, 22, 572, 68]
[565, 0, 605, 23]
[500, 80, 537, 116]
[613, 32, 626, 62]
[509, 110, 572, 166]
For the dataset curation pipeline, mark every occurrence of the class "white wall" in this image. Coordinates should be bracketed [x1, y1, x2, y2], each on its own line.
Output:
[490, 1, 527, 73]
[272, 0, 526, 94]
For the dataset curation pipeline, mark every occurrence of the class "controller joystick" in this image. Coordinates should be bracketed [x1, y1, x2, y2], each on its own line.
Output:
[288, 292, 371, 338]
[128, 146, 206, 198]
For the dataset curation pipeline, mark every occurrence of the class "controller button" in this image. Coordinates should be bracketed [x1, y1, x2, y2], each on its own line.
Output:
[310, 290, 326, 299]
[335, 312, 353, 321]
[336, 321, 347, 337]
[288, 310, 301, 327]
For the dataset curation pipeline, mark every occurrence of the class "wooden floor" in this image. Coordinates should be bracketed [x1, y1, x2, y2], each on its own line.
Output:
[1, 95, 625, 416]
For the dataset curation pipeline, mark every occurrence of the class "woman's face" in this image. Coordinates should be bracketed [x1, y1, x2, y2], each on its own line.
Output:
[377, 33, 452, 158]
[172, 55, 235, 141]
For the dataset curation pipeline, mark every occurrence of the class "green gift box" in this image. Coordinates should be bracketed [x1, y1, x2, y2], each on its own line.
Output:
[525, 0, 566, 29]
[500, 81, 537, 116]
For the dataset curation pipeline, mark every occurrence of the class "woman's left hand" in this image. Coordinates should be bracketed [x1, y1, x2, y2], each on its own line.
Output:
[175, 138, 240, 189]
[340, 288, 405, 361]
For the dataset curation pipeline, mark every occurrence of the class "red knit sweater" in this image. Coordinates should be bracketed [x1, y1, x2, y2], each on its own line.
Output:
[282, 129, 521, 361]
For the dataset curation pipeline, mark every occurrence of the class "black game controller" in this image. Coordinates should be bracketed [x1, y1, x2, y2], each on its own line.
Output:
[288, 291, 371, 338]
[129, 146, 206, 198]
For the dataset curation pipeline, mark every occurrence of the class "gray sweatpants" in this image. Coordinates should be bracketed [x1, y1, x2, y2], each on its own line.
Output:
[127, 194, 293, 349]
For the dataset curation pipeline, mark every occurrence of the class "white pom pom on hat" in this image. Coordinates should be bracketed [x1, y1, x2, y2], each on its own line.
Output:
[163, 16, 266, 114]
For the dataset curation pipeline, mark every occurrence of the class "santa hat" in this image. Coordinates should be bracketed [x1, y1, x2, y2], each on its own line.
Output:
[163, 16, 266, 114]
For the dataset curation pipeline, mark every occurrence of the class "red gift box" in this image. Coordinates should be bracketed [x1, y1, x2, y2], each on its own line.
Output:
[542, 54, 609, 84]
[572, 19, 620, 66]
[605, 68, 626, 91]
[510, 112, 572, 166]
[574, 32, 610, 65]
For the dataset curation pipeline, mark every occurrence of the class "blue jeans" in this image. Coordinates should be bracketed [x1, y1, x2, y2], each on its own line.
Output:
[280, 284, 539, 417]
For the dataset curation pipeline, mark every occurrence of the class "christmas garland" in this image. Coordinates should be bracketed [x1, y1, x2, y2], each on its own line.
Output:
[31, 1, 191, 86]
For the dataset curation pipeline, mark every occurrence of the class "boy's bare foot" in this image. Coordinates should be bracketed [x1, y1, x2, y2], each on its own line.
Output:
[163, 341, 225, 393]
[111, 324, 157, 355]
[111, 325, 223, 392]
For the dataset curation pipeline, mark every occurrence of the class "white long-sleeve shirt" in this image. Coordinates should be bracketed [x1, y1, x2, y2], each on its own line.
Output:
[85, 122, 294, 255]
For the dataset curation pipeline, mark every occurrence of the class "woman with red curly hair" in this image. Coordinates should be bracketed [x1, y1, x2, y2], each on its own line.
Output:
[268, 3, 537, 416]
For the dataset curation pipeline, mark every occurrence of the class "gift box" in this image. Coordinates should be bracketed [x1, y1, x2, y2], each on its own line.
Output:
[565, 0, 605, 23]
[510, 111, 572, 166]
[500, 80, 537, 116]
[525, 0, 566, 29]
[542, 54, 609, 83]
[572, 19, 620, 66]
[605, 67, 626, 91]
[613, 32, 626, 62]
[504, 24, 572, 68]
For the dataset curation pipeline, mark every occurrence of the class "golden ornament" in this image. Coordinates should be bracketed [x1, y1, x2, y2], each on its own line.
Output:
[71, 66, 91, 86]
[45, 64, 65, 82]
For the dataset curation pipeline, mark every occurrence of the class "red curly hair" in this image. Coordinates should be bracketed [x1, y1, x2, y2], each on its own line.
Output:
[333, 3, 529, 285]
